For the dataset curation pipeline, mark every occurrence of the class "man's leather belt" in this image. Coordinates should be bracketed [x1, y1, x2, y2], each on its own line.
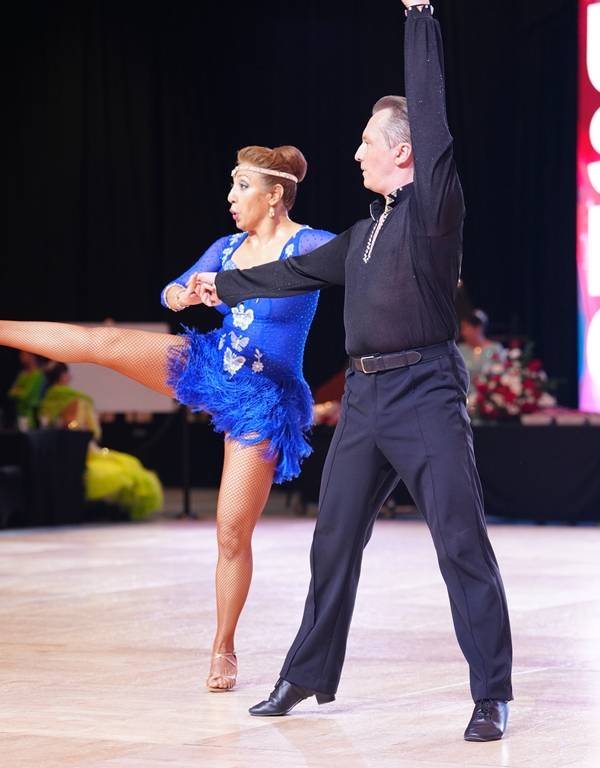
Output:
[350, 341, 451, 374]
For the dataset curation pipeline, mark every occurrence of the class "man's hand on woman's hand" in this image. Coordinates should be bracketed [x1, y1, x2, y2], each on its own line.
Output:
[190, 272, 221, 307]
[175, 274, 204, 308]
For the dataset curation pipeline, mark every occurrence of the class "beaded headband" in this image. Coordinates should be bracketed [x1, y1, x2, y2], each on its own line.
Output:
[231, 164, 298, 183]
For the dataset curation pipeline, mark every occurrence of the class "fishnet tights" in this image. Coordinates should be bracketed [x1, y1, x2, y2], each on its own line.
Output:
[208, 436, 276, 689]
[0, 320, 278, 689]
[0, 321, 185, 397]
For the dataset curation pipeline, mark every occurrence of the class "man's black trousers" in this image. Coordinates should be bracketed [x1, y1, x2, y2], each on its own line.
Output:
[280, 340, 513, 702]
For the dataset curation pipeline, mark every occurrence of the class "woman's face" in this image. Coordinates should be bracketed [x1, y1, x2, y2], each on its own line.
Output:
[227, 171, 272, 231]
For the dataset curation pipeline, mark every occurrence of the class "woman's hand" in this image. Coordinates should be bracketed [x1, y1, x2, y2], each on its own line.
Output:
[188, 272, 222, 307]
[180, 273, 205, 307]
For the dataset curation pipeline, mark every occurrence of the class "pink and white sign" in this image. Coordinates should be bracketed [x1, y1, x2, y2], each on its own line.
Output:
[578, 0, 600, 410]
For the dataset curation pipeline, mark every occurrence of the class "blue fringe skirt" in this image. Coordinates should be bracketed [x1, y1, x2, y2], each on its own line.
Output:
[167, 328, 313, 484]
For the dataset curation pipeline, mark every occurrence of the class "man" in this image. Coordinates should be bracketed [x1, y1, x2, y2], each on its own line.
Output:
[198, 0, 513, 742]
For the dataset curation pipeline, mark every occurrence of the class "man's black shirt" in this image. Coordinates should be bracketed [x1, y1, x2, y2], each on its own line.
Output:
[215, 6, 465, 357]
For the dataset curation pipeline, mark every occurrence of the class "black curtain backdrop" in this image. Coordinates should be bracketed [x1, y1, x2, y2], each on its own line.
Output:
[3, 0, 578, 404]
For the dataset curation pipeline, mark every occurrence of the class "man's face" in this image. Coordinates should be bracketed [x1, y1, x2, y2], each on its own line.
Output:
[354, 109, 401, 195]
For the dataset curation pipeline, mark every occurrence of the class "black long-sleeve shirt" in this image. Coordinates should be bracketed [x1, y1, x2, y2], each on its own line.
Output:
[215, 6, 464, 357]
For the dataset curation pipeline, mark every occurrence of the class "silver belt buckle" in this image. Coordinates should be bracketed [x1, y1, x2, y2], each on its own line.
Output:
[359, 355, 377, 374]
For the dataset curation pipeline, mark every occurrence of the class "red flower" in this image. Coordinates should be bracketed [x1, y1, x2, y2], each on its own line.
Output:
[473, 347, 552, 421]
[521, 403, 538, 414]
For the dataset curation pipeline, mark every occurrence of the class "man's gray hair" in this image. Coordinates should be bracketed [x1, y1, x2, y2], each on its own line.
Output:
[372, 96, 411, 148]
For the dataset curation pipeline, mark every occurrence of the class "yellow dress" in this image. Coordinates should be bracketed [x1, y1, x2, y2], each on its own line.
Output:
[39, 385, 163, 520]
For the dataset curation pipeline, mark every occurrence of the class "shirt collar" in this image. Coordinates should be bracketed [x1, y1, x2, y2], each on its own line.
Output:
[369, 183, 413, 221]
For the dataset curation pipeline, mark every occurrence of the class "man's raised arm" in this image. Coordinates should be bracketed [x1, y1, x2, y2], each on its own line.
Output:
[404, 1, 464, 235]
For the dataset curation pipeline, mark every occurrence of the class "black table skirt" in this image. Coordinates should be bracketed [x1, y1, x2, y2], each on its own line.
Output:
[3, 422, 599, 526]
[0, 429, 91, 527]
[287, 424, 600, 523]
[473, 424, 600, 522]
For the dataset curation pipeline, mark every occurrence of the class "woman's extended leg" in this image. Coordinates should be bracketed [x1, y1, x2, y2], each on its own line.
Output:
[207, 437, 276, 690]
[0, 321, 185, 396]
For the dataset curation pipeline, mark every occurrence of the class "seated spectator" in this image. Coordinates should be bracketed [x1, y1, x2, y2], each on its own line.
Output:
[458, 309, 506, 382]
[8, 351, 48, 430]
[40, 363, 163, 520]
[459, 309, 506, 414]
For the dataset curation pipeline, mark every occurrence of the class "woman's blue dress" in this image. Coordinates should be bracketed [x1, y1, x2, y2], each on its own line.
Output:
[161, 226, 335, 483]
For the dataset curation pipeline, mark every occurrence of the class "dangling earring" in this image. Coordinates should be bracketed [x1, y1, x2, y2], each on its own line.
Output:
[269, 206, 275, 219]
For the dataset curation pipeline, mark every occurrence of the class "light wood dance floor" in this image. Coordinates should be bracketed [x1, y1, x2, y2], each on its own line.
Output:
[1, 505, 599, 767]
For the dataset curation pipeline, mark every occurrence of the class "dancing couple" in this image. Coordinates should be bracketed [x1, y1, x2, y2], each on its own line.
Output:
[1, 0, 512, 741]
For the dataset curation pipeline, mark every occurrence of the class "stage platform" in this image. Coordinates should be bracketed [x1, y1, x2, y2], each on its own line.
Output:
[1, 512, 599, 767]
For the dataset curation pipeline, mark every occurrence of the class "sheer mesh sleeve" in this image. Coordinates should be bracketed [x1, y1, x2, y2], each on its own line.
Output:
[404, 7, 464, 236]
[296, 228, 337, 256]
[161, 235, 229, 308]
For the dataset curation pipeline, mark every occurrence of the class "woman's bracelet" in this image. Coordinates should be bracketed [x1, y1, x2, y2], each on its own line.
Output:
[174, 289, 187, 311]
[164, 283, 187, 312]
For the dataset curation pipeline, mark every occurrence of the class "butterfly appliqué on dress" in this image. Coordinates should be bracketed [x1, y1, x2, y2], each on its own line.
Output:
[232, 303, 254, 331]
[223, 347, 246, 376]
[229, 331, 249, 352]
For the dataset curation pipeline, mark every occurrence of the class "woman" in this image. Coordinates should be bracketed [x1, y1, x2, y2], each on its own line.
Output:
[40, 362, 163, 520]
[8, 351, 48, 430]
[0, 144, 335, 691]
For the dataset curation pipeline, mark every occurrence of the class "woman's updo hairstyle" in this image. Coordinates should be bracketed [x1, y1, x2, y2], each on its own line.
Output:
[236, 145, 307, 211]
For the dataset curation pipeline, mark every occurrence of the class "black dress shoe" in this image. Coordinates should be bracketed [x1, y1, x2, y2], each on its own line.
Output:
[248, 678, 335, 717]
[464, 699, 509, 741]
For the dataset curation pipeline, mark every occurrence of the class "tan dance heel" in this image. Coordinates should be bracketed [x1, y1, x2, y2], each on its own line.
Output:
[206, 651, 238, 692]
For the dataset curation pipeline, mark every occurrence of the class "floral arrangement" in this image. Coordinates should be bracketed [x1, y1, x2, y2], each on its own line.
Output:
[313, 400, 341, 426]
[469, 343, 556, 421]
